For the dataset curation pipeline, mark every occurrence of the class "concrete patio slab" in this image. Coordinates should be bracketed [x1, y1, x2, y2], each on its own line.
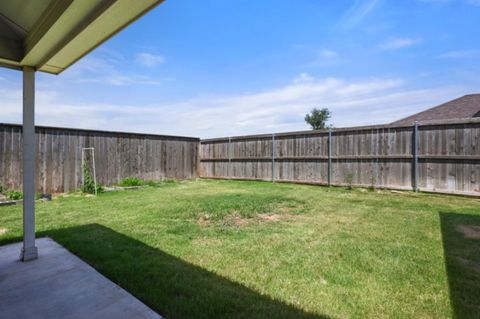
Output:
[0, 238, 162, 319]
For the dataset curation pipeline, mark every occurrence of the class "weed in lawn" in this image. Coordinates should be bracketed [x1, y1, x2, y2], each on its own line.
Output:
[120, 177, 145, 187]
[6, 191, 23, 200]
[344, 172, 354, 190]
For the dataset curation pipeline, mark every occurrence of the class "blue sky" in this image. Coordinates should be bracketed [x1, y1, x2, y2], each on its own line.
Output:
[1, 0, 479, 138]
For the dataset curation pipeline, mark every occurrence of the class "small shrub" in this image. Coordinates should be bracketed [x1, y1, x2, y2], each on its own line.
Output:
[7, 191, 23, 200]
[344, 172, 354, 190]
[120, 177, 144, 187]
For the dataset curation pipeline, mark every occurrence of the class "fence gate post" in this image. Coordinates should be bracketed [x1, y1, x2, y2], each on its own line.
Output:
[412, 121, 419, 192]
[272, 134, 276, 182]
[228, 137, 231, 179]
[328, 128, 332, 186]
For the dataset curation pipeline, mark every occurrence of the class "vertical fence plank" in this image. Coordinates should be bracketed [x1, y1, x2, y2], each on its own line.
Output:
[413, 121, 419, 192]
[272, 134, 276, 182]
[228, 137, 231, 178]
[328, 128, 332, 186]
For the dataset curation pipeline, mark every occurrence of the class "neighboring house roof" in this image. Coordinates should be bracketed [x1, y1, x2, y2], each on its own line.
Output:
[391, 94, 480, 125]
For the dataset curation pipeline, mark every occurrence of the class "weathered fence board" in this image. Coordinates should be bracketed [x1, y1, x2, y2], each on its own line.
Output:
[199, 119, 480, 196]
[0, 124, 199, 193]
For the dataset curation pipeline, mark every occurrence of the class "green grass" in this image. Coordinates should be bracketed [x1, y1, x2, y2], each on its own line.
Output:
[0, 180, 479, 319]
[119, 177, 145, 187]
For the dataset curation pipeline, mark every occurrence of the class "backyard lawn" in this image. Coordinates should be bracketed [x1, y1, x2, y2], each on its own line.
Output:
[0, 180, 479, 319]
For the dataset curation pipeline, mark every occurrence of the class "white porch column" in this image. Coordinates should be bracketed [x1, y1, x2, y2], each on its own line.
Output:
[20, 66, 38, 261]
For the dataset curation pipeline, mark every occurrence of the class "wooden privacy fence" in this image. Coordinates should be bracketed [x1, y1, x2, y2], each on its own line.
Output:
[199, 118, 480, 196]
[0, 124, 199, 194]
[1, 119, 479, 196]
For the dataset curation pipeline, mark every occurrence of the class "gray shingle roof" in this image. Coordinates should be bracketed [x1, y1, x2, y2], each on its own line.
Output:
[391, 94, 480, 125]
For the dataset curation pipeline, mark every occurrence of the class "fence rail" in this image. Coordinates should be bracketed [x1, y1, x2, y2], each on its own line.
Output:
[199, 118, 480, 196]
[0, 124, 199, 194]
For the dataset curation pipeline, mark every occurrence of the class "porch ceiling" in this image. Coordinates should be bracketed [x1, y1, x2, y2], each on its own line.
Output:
[0, 0, 164, 74]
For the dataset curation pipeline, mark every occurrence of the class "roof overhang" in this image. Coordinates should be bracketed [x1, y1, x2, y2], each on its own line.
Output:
[0, 0, 164, 74]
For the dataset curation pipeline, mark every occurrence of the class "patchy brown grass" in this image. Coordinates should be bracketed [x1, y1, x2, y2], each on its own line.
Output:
[197, 212, 252, 227]
[198, 211, 301, 227]
[257, 213, 282, 221]
[197, 214, 212, 226]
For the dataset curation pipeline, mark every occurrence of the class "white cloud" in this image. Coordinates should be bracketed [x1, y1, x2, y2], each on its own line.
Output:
[320, 50, 338, 58]
[379, 37, 421, 50]
[437, 50, 479, 59]
[44, 50, 168, 86]
[293, 73, 315, 83]
[336, 0, 383, 30]
[307, 49, 340, 68]
[0, 75, 471, 138]
[135, 53, 166, 67]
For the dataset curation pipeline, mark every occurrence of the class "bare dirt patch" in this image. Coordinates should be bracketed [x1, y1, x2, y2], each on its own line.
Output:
[232, 216, 249, 226]
[198, 214, 251, 227]
[198, 214, 212, 226]
[456, 224, 480, 239]
[257, 213, 282, 221]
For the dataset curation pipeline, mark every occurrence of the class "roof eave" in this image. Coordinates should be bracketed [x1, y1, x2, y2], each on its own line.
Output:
[0, 0, 164, 75]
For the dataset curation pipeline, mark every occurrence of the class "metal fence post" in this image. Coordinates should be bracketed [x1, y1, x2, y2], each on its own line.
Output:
[328, 128, 332, 186]
[272, 134, 276, 182]
[412, 121, 419, 192]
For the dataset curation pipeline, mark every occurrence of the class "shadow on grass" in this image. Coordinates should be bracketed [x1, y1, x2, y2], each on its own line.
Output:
[439, 212, 480, 319]
[38, 224, 328, 319]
